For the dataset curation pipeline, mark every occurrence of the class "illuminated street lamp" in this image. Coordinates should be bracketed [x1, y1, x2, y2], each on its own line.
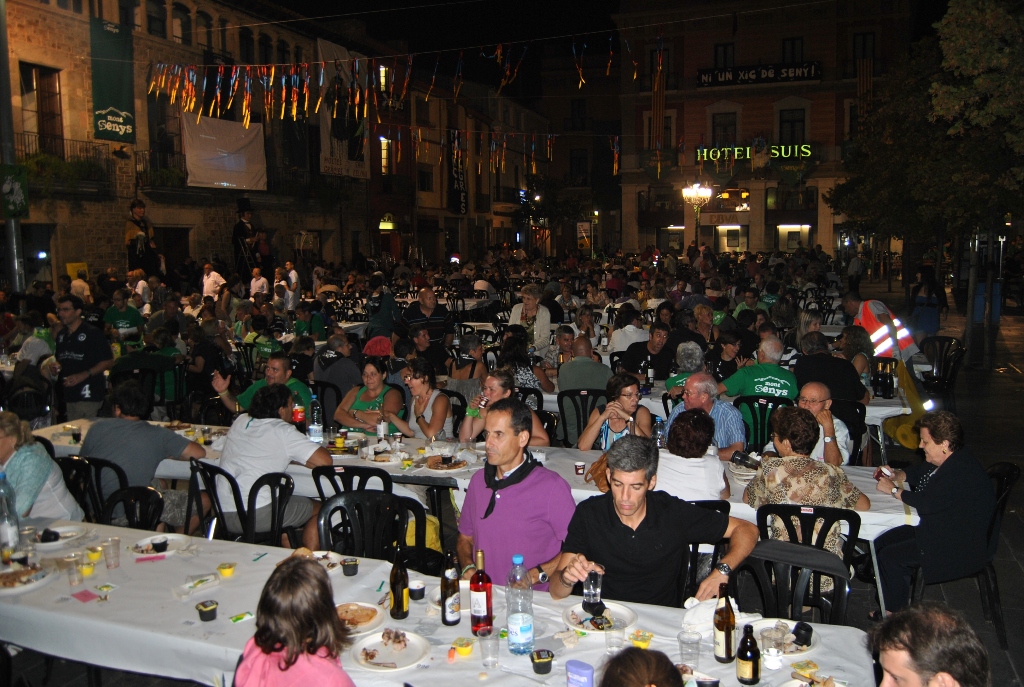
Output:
[682, 182, 713, 229]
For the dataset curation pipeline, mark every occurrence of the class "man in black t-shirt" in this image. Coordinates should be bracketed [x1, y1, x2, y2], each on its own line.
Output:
[55, 294, 115, 419]
[794, 331, 870, 403]
[620, 321, 674, 381]
[550, 435, 758, 606]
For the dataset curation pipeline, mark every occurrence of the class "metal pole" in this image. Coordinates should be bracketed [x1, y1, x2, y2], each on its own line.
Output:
[0, 0, 26, 292]
[983, 225, 995, 370]
[962, 232, 978, 366]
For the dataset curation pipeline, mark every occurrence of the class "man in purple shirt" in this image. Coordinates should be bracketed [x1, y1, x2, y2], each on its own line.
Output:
[457, 398, 575, 591]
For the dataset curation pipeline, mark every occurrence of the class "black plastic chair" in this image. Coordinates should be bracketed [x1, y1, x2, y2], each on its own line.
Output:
[828, 399, 867, 464]
[662, 392, 682, 418]
[197, 395, 235, 426]
[536, 409, 559, 444]
[732, 395, 794, 453]
[919, 336, 965, 412]
[100, 486, 165, 530]
[440, 388, 467, 436]
[398, 496, 445, 576]
[513, 386, 543, 411]
[190, 459, 298, 547]
[752, 504, 861, 622]
[84, 457, 129, 524]
[33, 434, 56, 460]
[910, 461, 1019, 649]
[557, 388, 607, 447]
[238, 343, 258, 386]
[7, 387, 50, 422]
[317, 491, 405, 561]
[740, 539, 853, 624]
[609, 352, 625, 372]
[678, 500, 731, 604]
[311, 465, 393, 501]
[310, 380, 344, 429]
[483, 345, 501, 371]
[56, 455, 96, 522]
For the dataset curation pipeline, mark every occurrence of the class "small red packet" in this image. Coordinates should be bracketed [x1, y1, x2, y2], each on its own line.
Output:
[136, 554, 167, 563]
[72, 590, 99, 603]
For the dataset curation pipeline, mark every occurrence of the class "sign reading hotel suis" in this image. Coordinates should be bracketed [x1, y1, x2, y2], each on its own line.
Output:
[697, 62, 821, 88]
[696, 144, 812, 163]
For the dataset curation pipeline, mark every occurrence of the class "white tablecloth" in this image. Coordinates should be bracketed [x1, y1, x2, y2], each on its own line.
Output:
[0, 520, 875, 687]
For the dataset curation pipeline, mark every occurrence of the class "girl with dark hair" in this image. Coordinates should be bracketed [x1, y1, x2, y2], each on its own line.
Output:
[658, 408, 729, 500]
[235, 558, 355, 687]
[599, 647, 683, 687]
[705, 330, 747, 383]
[497, 325, 553, 401]
[334, 358, 404, 435]
[577, 372, 653, 451]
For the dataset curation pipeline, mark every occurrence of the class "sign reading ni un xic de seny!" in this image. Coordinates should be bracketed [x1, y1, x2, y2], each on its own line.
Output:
[697, 62, 821, 88]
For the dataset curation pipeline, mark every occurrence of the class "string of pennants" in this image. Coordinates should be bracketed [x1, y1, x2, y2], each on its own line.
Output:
[146, 36, 776, 179]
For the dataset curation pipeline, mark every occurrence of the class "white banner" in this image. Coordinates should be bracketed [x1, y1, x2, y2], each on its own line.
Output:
[181, 115, 267, 190]
[317, 38, 370, 179]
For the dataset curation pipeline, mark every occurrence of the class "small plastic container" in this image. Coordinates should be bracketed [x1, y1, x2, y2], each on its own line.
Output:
[530, 649, 554, 674]
[77, 560, 96, 578]
[196, 600, 218, 622]
[342, 558, 359, 576]
[566, 659, 594, 687]
[85, 546, 103, 562]
[217, 562, 236, 578]
[793, 621, 814, 647]
[574, 462, 586, 475]
[409, 580, 425, 600]
[150, 537, 169, 553]
[453, 637, 474, 656]
[629, 630, 654, 649]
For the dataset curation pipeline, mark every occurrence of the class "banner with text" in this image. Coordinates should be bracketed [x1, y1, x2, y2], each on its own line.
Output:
[447, 129, 468, 214]
[90, 19, 136, 143]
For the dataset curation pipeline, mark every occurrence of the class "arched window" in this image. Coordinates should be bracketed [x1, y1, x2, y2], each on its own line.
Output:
[277, 39, 290, 65]
[171, 3, 191, 45]
[145, 0, 165, 37]
[195, 11, 212, 48]
[294, 45, 303, 63]
[258, 33, 273, 64]
[238, 28, 254, 64]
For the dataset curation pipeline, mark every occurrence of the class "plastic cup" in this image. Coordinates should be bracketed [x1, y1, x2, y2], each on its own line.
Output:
[574, 461, 586, 475]
[102, 537, 121, 569]
[65, 553, 84, 586]
[86, 546, 103, 562]
[69, 426, 82, 444]
[760, 627, 786, 670]
[583, 570, 603, 603]
[77, 560, 95, 578]
[605, 626, 625, 654]
[477, 627, 498, 668]
[677, 630, 701, 672]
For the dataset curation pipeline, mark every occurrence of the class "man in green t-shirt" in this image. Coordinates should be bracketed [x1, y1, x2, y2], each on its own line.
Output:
[212, 350, 312, 414]
[293, 302, 327, 342]
[103, 289, 146, 349]
[719, 336, 797, 399]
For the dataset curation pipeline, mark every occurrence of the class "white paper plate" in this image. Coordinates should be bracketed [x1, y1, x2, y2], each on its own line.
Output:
[33, 526, 86, 552]
[562, 601, 638, 634]
[335, 602, 386, 636]
[350, 630, 431, 671]
[130, 533, 192, 556]
[0, 564, 58, 596]
[311, 551, 344, 575]
[427, 580, 471, 612]
[749, 618, 821, 655]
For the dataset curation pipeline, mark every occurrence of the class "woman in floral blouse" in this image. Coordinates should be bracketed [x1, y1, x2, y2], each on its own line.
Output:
[744, 406, 869, 590]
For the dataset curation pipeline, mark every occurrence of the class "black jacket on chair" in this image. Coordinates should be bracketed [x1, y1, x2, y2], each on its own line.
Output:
[901, 449, 995, 582]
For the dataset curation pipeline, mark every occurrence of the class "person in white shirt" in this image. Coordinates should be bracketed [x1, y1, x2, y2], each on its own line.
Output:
[70, 270, 93, 305]
[762, 382, 851, 465]
[284, 261, 301, 311]
[609, 309, 649, 353]
[217, 384, 332, 548]
[656, 407, 729, 501]
[250, 267, 269, 296]
[201, 263, 226, 299]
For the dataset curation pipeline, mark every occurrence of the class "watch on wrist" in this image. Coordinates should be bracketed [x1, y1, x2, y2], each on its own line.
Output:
[891, 486, 899, 497]
[533, 566, 549, 584]
[823, 436, 834, 443]
[716, 562, 732, 577]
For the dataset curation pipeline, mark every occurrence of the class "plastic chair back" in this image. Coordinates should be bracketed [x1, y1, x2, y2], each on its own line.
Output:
[311, 465, 393, 501]
[732, 395, 794, 453]
[743, 538, 852, 624]
[536, 409, 559, 443]
[513, 386, 543, 411]
[827, 399, 867, 463]
[678, 500, 730, 604]
[101, 486, 164, 530]
[986, 462, 1021, 561]
[557, 388, 607, 447]
[85, 457, 129, 522]
[398, 496, 445, 576]
[317, 491, 404, 560]
[56, 455, 96, 522]
[755, 504, 861, 565]
[440, 389, 467, 435]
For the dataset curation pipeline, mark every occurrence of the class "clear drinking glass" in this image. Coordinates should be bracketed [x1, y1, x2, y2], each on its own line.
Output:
[583, 570, 603, 603]
[604, 626, 625, 654]
[477, 627, 498, 668]
[101, 537, 121, 569]
[677, 630, 701, 672]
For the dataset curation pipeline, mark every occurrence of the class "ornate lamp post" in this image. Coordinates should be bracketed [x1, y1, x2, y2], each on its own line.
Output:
[682, 182, 713, 231]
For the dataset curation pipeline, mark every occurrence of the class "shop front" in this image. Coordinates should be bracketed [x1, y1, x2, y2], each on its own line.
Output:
[700, 210, 751, 253]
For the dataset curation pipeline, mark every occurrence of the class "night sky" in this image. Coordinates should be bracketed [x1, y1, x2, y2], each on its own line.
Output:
[280, 0, 620, 101]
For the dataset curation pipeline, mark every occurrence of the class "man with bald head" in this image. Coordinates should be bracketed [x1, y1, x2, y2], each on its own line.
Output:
[558, 336, 614, 392]
[762, 381, 851, 465]
[718, 336, 797, 399]
[394, 287, 454, 348]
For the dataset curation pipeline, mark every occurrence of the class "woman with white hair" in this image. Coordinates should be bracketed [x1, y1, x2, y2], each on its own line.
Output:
[666, 341, 706, 396]
[508, 284, 551, 358]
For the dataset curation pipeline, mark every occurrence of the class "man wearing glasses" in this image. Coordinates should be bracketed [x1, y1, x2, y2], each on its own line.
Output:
[762, 382, 851, 465]
[55, 295, 116, 420]
[665, 372, 746, 462]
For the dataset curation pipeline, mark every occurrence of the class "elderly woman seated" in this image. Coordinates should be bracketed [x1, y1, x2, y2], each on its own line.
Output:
[743, 406, 869, 589]
[655, 408, 729, 501]
[666, 341, 706, 397]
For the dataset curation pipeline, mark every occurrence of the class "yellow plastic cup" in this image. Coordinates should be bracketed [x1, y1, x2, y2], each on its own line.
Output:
[77, 561, 96, 577]
[217, 562, 237, 578]
[86, 546, 103, 562]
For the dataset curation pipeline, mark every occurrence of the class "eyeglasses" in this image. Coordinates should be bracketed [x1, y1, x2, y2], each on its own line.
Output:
[619, 392, 639, 400]
[681, 389, 704, 397]
[797, 397, 827, 405]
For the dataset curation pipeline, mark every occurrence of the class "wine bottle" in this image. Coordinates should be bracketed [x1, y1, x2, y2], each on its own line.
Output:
[470, 549, 493, 635]
[441, 550, 461, 626]
[736, 624, 761, 684]
[389, 543, 410, 620]
[713, 583, 736, 663]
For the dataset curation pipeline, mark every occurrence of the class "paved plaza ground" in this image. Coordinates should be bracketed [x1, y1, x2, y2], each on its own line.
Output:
[8, 278, 1024, 686]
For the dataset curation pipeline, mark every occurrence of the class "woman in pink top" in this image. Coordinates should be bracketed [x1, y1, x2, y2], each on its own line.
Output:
[235, 558, 356, 687]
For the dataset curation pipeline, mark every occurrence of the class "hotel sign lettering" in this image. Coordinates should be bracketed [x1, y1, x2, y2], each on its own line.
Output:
[697, 62, 821, 88]
[696, 144, 812, 163]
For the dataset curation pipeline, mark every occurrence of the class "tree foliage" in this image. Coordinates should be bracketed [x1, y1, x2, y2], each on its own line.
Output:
[824, 38, 1021, 242]
[932, 0, 1024, 185]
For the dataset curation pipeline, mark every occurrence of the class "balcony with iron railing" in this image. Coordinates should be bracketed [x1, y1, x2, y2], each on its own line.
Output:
[135, 149, 187, 189]
[15, 132, 114, 197]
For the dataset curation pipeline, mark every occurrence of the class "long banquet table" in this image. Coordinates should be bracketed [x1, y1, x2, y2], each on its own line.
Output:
[0, 520, 876, 686]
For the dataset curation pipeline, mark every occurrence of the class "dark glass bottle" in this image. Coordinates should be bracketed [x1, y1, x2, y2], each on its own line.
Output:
[441, 549, 461, 626]
[713, 583, 736, 663]
[389, 543, 409, 620]
[736, 624, 761, 684]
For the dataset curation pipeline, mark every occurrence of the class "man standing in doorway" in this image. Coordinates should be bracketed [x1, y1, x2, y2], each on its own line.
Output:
[55, 295, 116, 420]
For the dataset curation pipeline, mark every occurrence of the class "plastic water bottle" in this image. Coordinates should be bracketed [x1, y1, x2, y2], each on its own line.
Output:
[506, 554, 534, 655]
[0, 473, 19, 558]
[653, 418, 666, 448]
[307, 394, 323, 443]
